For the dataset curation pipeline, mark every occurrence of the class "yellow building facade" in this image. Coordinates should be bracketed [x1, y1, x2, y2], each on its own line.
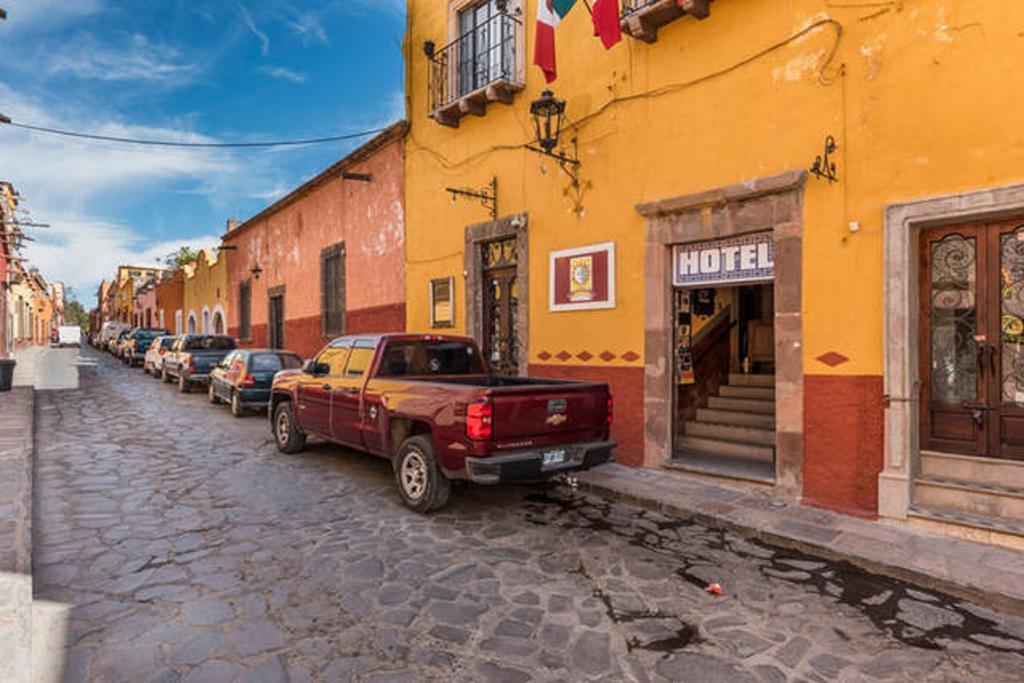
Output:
[404, 0, 1024, 544]
[182, 250, 229, 336]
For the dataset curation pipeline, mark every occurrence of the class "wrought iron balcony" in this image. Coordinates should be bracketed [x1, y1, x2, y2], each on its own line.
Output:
[427, 11, 524, 128]
[621, 0, 712, 43]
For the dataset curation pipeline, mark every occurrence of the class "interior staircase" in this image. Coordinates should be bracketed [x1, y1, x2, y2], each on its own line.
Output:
[910, 451, 1024, 539]
[669, 373, 776, 481]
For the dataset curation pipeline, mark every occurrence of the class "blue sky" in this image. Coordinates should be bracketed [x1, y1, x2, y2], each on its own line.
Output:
[0, 0, 406, 299]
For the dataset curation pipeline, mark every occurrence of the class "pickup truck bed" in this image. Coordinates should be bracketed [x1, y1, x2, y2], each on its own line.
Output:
[270, 334, 614, 512]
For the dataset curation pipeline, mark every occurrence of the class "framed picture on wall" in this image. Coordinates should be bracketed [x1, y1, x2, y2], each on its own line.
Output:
[549, 241, 616, 312]
[430, 277, 455, 327]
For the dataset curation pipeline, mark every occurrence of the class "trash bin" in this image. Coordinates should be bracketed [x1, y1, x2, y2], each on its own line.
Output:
[0, 359, 15, 392]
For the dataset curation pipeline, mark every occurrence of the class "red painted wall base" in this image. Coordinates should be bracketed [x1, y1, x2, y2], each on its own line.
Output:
[803, 374, 885, 518]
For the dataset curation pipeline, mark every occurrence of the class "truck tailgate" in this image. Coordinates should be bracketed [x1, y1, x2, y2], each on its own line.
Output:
[490, 383, 609, 445]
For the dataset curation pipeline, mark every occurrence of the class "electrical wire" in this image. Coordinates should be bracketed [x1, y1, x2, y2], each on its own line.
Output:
[0, 121, 392, 149]
[410, 17, 845, 170]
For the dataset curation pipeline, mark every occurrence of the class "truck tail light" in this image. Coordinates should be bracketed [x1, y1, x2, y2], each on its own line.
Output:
[158, 348, 166, 355]
[188, 357, 196, 374]
[466, 399, 493, 441]
[240, 374, 256, 387]
[606, 395, 614, 426]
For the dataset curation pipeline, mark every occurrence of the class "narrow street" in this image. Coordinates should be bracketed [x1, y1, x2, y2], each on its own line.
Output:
[32, 348, 1024, 682]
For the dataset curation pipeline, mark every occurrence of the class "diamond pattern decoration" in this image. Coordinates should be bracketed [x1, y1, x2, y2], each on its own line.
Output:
[816, 351, 850, 367]
[621, 351, 641, 362]
[576, 351, 594, 361]
[537, 351, 552, 361]
[555, 351, 572, 362]
[599, 351, 617, 362]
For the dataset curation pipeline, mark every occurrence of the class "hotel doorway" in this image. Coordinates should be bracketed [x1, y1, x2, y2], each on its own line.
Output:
[670, 282, 776, 482]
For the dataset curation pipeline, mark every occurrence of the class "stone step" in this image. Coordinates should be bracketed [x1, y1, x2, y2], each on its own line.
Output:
[909, 503, 1024, 538]
[718, 385, 775, 400]
[695, 408, 775, 429]
[707, 396, 775, 414]
[685, 420, 775, 446]
[676, 436, 774, 463]
[920, 450, 1024, 490]
[728, 374, 775, 387]
[913, 476, 1024, 522]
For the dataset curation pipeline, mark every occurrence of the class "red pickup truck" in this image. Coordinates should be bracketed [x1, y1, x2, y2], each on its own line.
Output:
[269, 334, 614, 511]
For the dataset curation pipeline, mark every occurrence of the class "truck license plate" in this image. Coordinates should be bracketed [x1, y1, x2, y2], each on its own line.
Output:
[543, 449, 568, 466]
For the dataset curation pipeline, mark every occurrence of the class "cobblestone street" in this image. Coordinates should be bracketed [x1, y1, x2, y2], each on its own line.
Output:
[31, 349, 1024, 682]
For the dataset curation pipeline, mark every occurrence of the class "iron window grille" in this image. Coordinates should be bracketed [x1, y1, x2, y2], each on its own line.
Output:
[238, 279, 252, 341]
[621, 0, 659, 15]
[320, 242, 346, 337]
[428, 3, 522, 115]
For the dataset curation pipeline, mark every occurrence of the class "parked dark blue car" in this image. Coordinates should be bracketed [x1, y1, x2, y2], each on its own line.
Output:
[124, 328, 169, 367]
[208, 349, 303, 416]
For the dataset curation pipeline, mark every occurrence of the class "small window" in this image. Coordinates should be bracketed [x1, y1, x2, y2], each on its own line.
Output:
[344, 343, 375, 378]
[430, 277, 455, 328]
[204, 336, 236, 351]
[251, 353, 302, 373]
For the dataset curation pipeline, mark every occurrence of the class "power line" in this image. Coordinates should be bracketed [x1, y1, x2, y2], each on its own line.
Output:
[0, 117, 391, 149]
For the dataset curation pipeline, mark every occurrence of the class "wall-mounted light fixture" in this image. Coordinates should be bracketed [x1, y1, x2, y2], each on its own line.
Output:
[526, 90, 581, 189]
[250, 265, 263, 280]
[422, 40, 436, 61]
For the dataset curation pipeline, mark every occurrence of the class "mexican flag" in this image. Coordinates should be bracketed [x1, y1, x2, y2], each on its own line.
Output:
[534, 0, 577, 83]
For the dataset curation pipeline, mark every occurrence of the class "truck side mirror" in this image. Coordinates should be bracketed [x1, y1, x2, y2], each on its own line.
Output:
[302, 359, 318, 375]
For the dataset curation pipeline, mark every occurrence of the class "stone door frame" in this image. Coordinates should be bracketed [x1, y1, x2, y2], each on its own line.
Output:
[880, 182, 1024, 520]
[638, 170, 807, 498]
[464, 213, 529, 377]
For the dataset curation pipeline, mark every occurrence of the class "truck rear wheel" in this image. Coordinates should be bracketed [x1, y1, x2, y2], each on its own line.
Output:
[162, 367, 172, 384]
[178, 372, 191, 394]
[273, 402, 306, 454]
[394, 436, 451, 513]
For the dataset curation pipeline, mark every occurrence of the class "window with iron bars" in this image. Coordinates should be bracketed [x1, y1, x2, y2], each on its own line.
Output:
[238, 279, 252, 341]
[428, 1, 522, 118]
[320, 243, 346, 337]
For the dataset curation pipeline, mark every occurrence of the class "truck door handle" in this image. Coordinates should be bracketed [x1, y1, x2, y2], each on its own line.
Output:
[321, 383, 332, 391]
[341, 387, 360, 395]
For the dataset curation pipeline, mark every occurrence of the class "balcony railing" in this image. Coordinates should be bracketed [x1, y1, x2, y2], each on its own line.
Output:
[427, 11, 524, 128]
[621, 0, 712, 43]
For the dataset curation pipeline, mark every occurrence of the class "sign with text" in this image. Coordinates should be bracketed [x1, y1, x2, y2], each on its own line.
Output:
[673, 232, 775, 288]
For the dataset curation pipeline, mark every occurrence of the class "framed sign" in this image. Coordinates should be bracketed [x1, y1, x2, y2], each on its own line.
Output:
[430, 277, 454, 327]
[549, 242, 616, 312]
[673, 231, 774, 288]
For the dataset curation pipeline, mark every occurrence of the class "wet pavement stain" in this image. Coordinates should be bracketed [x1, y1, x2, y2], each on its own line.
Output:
[522, 487, 1024, 658]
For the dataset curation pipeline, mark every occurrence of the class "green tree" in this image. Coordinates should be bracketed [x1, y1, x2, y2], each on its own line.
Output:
[164, 246, 199, 269]
[63, 287, 91, 332]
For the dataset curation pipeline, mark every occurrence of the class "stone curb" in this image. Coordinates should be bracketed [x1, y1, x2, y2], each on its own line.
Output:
[575, 464, 1024, 618]
[0, 386, 35, 683]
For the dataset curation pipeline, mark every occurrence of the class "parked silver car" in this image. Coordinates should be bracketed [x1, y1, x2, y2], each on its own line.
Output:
[143, 335, 179, 377]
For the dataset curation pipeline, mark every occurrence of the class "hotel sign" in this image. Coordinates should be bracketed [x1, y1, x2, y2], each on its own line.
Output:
[673, 232, 775, 288]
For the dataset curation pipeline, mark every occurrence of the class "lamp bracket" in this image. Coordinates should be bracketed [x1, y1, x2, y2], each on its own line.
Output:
[810, 135, 839, 183]
[445, 176, 498, 220]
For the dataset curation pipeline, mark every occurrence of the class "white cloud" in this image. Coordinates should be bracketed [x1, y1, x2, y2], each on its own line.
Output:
[2, 0, 104, 28]
[45, 33, 195, 83]
[23, 216, 220, 296]
[0, 83, 258, 294]
[287, 12, 329, 45]
[237, 2, 271, 56]
[260, 66, 307, 83]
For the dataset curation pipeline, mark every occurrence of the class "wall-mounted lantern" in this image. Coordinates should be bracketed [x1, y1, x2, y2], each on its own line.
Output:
[250, 264, 263, 280]
[526, 89, 581, 188]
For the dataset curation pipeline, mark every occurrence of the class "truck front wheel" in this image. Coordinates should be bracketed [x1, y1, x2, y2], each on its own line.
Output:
[394, 436, 451, 513]
[273, 402, 306, 454]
